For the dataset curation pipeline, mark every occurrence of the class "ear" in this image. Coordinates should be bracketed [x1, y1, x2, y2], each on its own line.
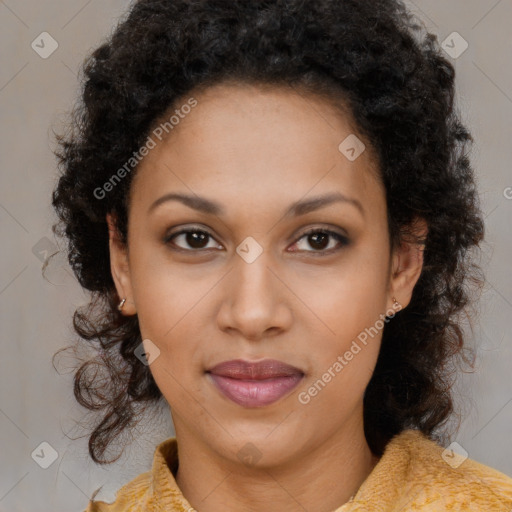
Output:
[106, 213, 137, 316]
[388, 216, 428, 311]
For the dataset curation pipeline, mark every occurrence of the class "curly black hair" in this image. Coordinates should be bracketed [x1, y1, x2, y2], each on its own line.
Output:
[51, 0, 485, 464]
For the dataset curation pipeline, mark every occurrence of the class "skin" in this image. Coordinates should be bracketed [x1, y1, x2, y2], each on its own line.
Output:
[107, 82, 427, 512]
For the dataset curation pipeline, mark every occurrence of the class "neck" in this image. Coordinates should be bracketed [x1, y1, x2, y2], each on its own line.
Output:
[174, 417, 379, 512]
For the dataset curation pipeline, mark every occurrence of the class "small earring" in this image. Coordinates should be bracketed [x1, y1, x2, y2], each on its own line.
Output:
[118, 298, 126, 311]
[392, 296, 401, 309]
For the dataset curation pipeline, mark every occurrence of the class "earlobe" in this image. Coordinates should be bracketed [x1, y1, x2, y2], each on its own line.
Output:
[388, 217, 428, 311]
[106, 213, 136, 315]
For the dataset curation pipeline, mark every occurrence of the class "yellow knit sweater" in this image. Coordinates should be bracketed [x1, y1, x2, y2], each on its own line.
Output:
[84, 429, 512, 511]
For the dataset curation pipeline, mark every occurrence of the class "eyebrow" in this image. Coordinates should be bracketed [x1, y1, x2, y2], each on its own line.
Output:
[148, 191, 365, 218]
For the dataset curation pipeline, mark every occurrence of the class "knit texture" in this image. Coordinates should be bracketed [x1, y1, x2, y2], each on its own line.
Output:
[84, 429, 512, 511]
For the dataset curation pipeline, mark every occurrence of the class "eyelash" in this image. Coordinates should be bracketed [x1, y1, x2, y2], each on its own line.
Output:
[164, 226, 349, 255]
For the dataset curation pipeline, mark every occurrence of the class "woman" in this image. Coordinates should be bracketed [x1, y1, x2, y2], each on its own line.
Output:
[51, 0, 512, 510]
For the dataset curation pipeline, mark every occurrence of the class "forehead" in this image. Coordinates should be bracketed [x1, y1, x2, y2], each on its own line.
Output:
[130, 82, 384, 219]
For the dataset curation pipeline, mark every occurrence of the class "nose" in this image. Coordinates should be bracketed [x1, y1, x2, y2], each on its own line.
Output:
[216, 248, 293, 341]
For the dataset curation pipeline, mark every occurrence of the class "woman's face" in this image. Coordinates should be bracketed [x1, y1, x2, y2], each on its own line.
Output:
[108, 82, 425, 468]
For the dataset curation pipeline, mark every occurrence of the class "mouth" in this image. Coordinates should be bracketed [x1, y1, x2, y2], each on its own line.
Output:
[205, 358, 305, 408]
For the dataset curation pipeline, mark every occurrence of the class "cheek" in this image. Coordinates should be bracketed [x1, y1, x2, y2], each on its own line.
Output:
[298, 347, 379, 425]
[128, 251, 209, 400]
[129, 245, 213, 340]
[139, 320, 205, 414]
[293, 263, 388, 350]
[297, 313, 383, 415]
[292, 249, 388, 392]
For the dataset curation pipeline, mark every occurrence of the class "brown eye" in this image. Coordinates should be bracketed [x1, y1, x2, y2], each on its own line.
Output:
[165, 228, 222, 251]
[290, 228, 349, 254]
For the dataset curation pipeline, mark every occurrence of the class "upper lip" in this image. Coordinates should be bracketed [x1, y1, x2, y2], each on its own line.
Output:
[206, 359, 304, 380]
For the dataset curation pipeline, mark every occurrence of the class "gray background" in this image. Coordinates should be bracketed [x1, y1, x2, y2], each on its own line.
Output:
[1, 1, 511, 511]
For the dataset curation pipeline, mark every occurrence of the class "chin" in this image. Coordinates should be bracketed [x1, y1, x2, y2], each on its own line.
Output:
[216, 428, 305, 469]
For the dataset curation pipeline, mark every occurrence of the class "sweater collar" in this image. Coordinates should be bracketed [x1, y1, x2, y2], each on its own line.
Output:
[150, 435, 195, 510]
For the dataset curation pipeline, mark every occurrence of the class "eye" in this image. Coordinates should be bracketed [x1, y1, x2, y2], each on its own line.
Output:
[164, 227, 222, 251]
[289, 228, 349, 254]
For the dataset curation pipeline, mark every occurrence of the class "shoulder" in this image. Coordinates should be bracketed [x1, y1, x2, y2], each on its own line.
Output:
[350, 429, 512, 511]
[83, 471, 153, 512]
[82, 436, 186, 512]
[386, 429, 512, 510]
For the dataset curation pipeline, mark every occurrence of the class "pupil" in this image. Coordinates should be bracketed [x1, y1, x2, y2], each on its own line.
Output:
[187, 231, 208, 248]
[310, 232, 328, 250]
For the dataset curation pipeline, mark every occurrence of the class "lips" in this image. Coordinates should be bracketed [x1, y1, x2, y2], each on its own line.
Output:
[206, 359, 305, 407]
[207, 359, 304, 379]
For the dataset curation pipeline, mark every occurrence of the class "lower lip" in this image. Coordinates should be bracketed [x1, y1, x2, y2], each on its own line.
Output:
[207, 373, 304, 407]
